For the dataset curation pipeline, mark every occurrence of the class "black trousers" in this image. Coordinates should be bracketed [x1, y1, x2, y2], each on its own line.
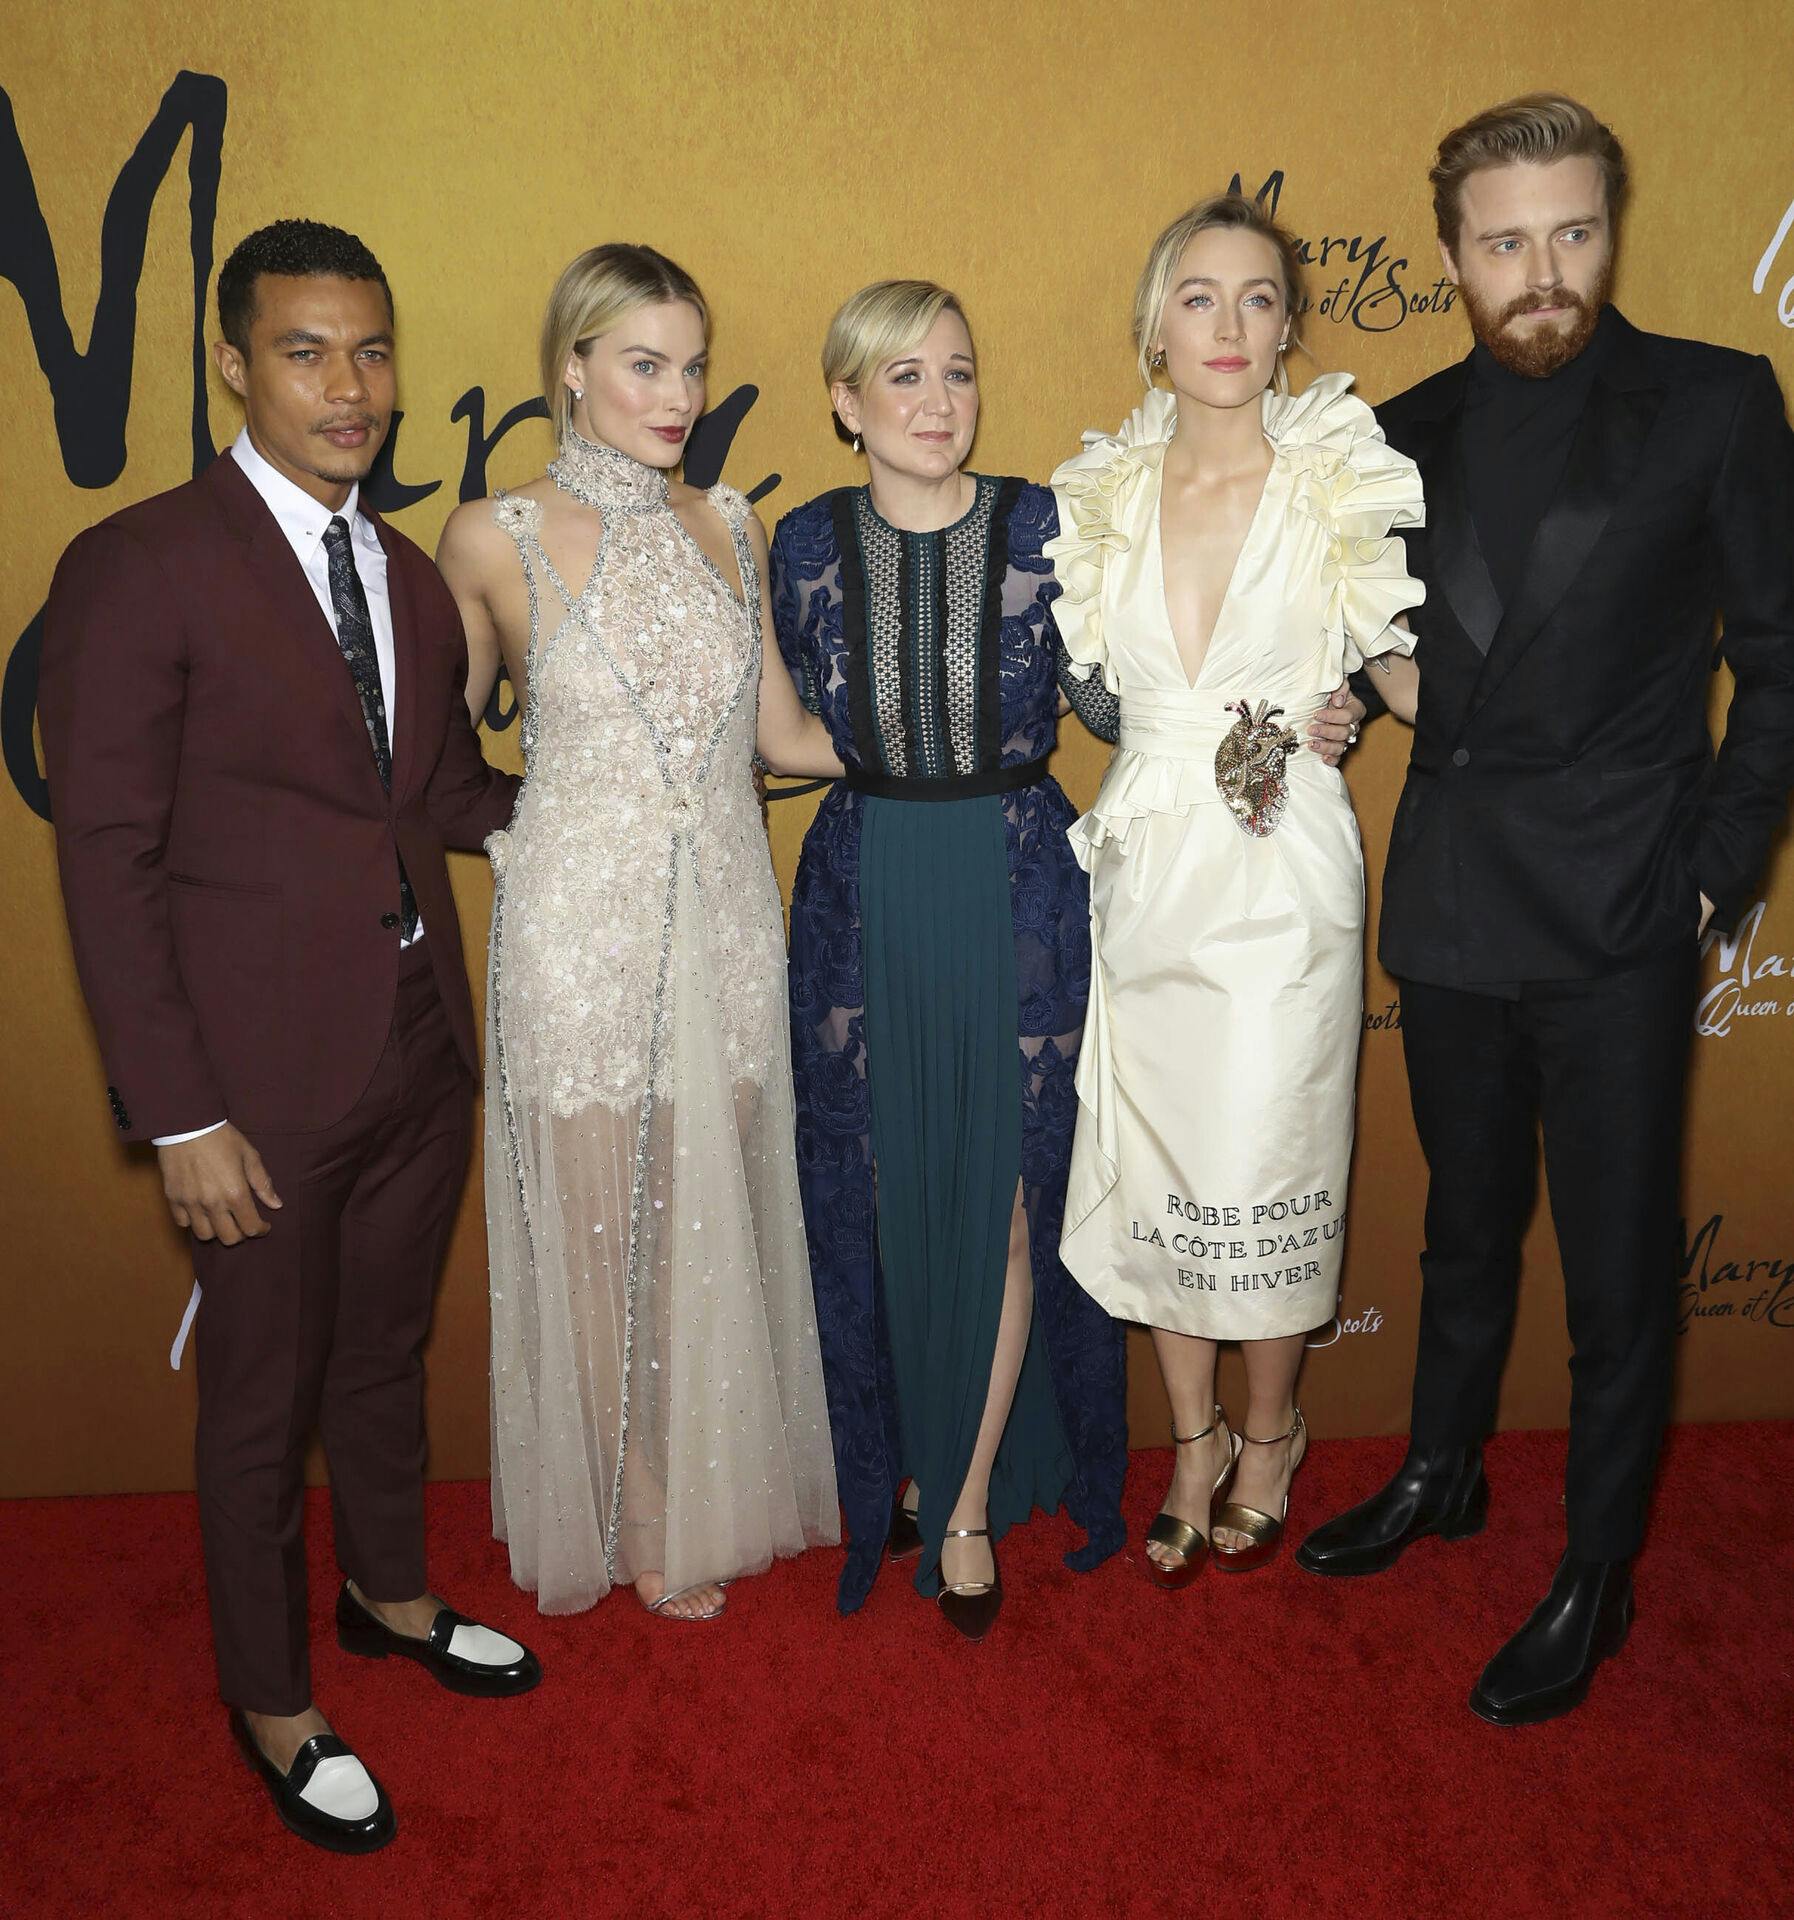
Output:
[1399, 944, 1698, 1561]
[191, 941, 473, 1713]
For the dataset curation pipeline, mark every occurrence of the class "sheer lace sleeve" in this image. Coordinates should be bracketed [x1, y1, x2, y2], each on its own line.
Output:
[1056, 626, 1120, 742]
[768, 512, 821, 716]
[1021, 480, 1120, 742]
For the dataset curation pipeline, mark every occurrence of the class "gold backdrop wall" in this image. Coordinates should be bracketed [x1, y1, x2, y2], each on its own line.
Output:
[4, 0, 1791, 1496]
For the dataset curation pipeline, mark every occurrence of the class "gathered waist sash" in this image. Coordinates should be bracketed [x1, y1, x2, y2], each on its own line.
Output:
[1118, 689, 1323, 761]
[843, 755, 1052, 803]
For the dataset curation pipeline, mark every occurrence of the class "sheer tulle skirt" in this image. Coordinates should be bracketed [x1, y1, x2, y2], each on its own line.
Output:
[486, 840, 839, 1614]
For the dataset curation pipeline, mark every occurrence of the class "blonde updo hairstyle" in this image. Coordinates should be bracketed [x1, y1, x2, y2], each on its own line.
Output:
[540, 242, 709, 444]
[822, 278, 971, 443]
[1133, 193, 1307, 392]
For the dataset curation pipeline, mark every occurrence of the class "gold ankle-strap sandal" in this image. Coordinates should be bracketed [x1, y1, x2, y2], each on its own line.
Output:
[1144, 1406, 1242, 1592]
[1212, 1409, 1308, 1574]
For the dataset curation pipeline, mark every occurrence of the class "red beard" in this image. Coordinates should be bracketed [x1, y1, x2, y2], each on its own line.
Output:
[1461, 265, 1613, 378]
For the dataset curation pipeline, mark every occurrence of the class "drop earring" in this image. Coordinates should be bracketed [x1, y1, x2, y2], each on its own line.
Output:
[852, 434, 862, 454]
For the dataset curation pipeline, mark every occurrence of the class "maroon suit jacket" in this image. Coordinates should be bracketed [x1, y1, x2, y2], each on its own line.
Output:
[39, 451, 519, 1141]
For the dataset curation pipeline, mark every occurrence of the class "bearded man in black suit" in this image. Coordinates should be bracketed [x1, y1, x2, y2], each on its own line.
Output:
[1297, 94, 1794, 1726]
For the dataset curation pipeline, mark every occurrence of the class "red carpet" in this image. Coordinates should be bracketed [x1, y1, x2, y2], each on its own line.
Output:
[5, 1423, 1791, 1919]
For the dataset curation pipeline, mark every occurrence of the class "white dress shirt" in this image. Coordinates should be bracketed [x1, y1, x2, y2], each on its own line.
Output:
[153, 430, 419, 1147]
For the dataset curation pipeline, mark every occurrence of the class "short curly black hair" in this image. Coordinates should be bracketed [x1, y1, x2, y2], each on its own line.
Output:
[217, 218, 392, 354]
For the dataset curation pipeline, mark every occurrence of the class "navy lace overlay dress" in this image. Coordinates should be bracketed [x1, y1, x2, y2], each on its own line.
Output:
[771, 475, 1128, 1614]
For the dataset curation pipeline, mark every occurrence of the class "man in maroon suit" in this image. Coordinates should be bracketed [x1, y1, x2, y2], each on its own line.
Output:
[39, 220, 537, 1854]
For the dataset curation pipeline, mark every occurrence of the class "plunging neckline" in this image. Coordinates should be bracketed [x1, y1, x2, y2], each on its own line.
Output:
[1155, 439, 1277, 691]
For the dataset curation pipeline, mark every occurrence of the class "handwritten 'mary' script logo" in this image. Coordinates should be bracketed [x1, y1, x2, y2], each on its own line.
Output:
[1696, 902, 1791, 1036]
[1679, 1211, 1793, 1333]
[1, 70, 775, 823]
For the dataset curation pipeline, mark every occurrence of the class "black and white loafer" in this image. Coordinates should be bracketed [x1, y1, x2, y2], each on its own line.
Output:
[335, 1581, 542, 1697]
[230, 1710, 395, 1854]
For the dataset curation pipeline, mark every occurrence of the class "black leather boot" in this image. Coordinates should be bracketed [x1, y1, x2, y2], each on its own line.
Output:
[1469, 1553, 1633, 1726]
[1294, 1442, 1487, 1576]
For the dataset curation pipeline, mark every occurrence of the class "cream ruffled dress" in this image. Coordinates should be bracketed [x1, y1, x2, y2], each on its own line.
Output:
[1046, 373, 1424, 1339]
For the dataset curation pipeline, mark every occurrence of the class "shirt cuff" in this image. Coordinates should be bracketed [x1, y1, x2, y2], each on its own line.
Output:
[152, 1120, 228, 1147]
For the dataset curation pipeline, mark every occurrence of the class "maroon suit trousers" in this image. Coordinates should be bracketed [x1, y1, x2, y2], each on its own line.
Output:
[191, 940, 472, 1713]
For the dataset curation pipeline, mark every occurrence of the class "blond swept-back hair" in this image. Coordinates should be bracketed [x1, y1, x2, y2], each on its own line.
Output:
[540, 243, 708, 443]
[1133, 193, 1306, 388]
[822, 278, 971, 407]
[1431, 93, 1628, 246]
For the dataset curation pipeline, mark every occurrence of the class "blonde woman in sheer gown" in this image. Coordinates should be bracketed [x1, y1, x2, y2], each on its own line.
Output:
[1049, 196, 1423, 1583]
[439, 245, 841, 1620]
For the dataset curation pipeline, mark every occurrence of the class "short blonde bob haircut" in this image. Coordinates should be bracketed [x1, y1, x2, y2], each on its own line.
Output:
[1430, 93, 1628, 246]
[1132, 193, 1306, 388]
[822, 279, 971, 432]
[540, 243, 708, 443]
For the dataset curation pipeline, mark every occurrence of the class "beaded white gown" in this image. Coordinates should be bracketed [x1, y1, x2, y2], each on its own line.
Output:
[483, 433, 838, 1613]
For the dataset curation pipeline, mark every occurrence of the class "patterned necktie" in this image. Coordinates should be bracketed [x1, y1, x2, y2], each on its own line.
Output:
[322, 515, 418, 939]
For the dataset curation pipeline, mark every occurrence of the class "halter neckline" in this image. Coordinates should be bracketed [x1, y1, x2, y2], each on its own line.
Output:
[548, 427, 672, 513]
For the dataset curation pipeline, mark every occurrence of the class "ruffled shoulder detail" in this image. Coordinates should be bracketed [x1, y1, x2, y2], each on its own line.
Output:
[1043, 388, 1175, 690]
[1263, 372, 1422, 539]
[1265, 372, 1426, 670]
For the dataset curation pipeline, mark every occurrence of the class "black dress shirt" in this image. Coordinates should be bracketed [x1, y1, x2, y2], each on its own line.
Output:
[1460, 305, 1615, 612]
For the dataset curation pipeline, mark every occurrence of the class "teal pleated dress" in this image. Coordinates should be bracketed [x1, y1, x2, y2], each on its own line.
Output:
[860, 791, 1071, 1594]
[769, 475, 1130, 1606]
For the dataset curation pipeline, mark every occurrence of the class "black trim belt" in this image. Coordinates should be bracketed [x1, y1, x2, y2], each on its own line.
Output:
[842, 755, 1052, 802]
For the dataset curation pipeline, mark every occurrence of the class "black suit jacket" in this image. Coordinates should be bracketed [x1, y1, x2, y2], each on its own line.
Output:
[1366, 310, 1794, 986]
[40, 452, 521, 1140]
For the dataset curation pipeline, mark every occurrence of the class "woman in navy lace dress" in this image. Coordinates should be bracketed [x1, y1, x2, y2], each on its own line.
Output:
[770, 281, 1128, 1627]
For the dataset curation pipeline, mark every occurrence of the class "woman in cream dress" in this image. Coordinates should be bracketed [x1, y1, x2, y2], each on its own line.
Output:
[1049, 195, 1424, 1580]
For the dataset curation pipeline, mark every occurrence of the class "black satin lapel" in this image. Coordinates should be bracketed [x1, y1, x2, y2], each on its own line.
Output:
[1423, 431, 1503, 657]
[1468, 380, 1665, 718]
[375, 519, 422, 803]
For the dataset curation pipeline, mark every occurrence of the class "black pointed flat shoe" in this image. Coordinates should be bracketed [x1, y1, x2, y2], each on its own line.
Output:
[230, 1710, 395, 1855]
[335, 1582, 542, 1697]
[936, 1526, 1003, 1641]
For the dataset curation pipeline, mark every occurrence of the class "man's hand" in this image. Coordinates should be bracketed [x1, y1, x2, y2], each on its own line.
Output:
[158, 1124, 283, 1245]
[1699, 892, 1716, 938]
[1308, 685, 1367, 766]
